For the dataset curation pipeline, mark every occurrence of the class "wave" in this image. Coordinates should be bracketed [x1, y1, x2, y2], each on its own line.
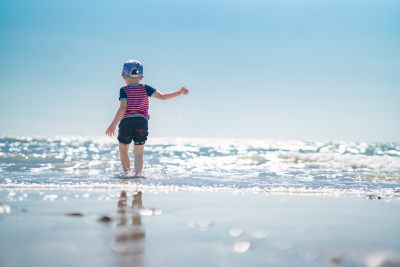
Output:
[0, 136, 399, 195]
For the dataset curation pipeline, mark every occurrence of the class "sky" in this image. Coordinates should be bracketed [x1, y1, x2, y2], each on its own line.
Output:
[0, 0, 399, 141]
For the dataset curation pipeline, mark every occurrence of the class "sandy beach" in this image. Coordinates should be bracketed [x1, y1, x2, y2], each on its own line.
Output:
[1, 188, 399, 267]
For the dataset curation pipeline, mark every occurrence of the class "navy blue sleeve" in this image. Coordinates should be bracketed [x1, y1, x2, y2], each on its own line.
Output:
[145, 84, 156, 97]
[119, 87, 127, 100]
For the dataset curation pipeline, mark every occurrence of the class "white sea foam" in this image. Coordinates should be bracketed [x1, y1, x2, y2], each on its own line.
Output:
[0, 136, 399, 196]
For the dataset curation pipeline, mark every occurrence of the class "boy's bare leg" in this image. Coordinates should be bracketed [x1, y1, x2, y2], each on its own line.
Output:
[133, 144, 144, 176]
[119, 143, 130, 173]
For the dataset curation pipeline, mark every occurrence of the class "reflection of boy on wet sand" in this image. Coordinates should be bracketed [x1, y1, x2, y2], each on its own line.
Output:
[112, 191, 145, 267]
[112, 190, 160, 266]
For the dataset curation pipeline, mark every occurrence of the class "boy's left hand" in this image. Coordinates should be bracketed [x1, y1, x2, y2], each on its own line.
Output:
[179, 87, 189, 95]
[106, 125, 115, 137]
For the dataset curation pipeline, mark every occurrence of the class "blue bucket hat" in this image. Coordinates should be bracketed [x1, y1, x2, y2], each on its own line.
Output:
[122, 60, 143, 78]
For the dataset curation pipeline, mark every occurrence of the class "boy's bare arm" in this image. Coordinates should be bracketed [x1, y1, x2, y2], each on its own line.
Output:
[153, 87, 189, 100]
[106, 100, 127, 137]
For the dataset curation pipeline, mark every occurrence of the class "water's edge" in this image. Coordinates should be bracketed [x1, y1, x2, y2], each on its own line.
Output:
[1, 136, 399, 197]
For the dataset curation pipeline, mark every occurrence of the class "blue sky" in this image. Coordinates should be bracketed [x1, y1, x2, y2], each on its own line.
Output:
[0, 0, 399, 141]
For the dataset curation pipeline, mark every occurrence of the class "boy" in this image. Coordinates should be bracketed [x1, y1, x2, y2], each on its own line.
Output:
[106, 60, 189, 176]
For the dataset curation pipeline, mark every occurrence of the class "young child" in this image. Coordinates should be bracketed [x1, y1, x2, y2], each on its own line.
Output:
[106, 60, 189, 176]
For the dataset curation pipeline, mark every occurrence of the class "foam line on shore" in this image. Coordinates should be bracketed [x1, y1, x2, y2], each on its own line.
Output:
[1, 183, 399, 199]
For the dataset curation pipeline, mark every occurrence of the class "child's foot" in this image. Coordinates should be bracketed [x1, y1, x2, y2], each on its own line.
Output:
[133, 172, 146, 179]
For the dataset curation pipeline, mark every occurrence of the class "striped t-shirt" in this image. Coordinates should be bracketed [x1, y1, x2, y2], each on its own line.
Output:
[119, 83, 156, 119]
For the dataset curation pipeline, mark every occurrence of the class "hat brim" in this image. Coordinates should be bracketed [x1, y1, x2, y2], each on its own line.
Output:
[122, 73, 143, 78]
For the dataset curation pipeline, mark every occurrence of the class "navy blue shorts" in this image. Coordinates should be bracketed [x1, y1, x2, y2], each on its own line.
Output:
[117, 117, 148, 145]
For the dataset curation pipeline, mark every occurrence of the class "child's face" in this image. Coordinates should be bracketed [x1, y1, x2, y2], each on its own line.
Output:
[123, 76, 143, 84]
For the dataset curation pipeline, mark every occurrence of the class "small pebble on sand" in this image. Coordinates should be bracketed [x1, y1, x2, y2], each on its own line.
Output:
[98, 215, 112, 223]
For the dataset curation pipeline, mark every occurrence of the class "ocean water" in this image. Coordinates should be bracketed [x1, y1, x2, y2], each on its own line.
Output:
[0, 136, 399, 196]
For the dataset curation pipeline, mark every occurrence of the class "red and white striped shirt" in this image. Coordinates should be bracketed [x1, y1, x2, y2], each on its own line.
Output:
[119, 84, 156, 119]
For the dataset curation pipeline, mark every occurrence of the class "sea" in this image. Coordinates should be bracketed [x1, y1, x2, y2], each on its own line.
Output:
[0, 136, 399, 197]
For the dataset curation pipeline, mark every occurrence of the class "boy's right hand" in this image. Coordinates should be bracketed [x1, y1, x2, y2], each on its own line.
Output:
[106, 125, 115, 137]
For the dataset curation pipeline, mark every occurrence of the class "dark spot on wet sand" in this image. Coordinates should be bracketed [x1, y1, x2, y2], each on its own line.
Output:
[327, 255, 343, 265]
[98, 215, 112, 223]
[367, 195, 382, 200]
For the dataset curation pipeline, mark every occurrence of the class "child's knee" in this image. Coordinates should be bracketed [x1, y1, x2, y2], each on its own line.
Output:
[119, 144, 130, 153]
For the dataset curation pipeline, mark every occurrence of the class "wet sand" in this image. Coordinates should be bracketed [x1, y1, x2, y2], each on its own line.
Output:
[0, 189, 399, 267]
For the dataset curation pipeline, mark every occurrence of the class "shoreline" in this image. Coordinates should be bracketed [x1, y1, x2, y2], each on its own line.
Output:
[1, 184, 400, 199]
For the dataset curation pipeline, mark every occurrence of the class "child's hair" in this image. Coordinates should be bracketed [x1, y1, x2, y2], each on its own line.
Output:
[122, 60, 144, 78]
